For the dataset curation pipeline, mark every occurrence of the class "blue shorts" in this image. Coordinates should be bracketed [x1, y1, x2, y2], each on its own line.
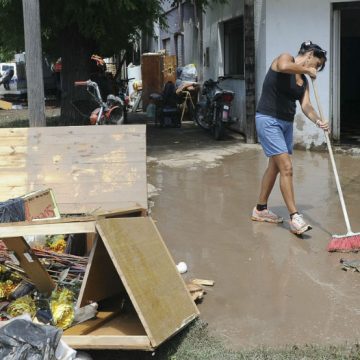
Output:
[255, 113, 293, 157]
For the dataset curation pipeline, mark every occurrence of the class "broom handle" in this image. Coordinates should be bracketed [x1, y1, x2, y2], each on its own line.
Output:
[311, 79, 353, 234]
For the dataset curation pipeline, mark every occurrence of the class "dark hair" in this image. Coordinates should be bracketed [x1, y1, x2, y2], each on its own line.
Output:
[298, 41, 327, 71]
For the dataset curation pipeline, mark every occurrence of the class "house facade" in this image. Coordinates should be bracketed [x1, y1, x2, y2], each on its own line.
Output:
[149, 0, 360, 147]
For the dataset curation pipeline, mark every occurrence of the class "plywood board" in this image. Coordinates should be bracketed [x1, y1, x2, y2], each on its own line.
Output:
[77, 236, 126, 307]
[141, 54, 162, 109]
[0, 126, 147, 213]
[95, 217, 199, 348]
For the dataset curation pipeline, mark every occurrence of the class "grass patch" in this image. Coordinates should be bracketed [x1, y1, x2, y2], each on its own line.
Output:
[86, 319, 360, 360]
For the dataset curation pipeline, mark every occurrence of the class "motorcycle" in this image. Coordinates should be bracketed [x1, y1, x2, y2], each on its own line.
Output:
[74, 79, 124, 125]
[194, 76, 236, 140]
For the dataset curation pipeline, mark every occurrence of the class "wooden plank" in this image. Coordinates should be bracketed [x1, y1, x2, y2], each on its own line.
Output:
[63, 311, 149, 349]
[0, 125, 147, 211]
[0, 126, 145, 137]
[0, 220, 96, 238]
[191, 279, 215, 286]
[62, 335, 152, 350]
[2, 237, 55, 295]
[55, 202, 144, 215]
[64, 309, 121, 336]
[0, 99, 13, 110]
[0, 207, 146, 237]
[95, 217, 199, 348]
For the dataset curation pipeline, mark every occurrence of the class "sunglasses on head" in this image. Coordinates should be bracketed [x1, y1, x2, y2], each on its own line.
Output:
[303, 41, 327, 56]
[313, 48, 327, 57]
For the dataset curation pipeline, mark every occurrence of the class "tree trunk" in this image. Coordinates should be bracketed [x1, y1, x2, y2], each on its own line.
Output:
[22, 0, 46, 127]
[244, 0, 256, 144]
[60, 26, 95, 125]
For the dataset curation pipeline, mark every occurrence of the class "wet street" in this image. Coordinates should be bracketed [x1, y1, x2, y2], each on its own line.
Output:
[144, 117, 360, 349]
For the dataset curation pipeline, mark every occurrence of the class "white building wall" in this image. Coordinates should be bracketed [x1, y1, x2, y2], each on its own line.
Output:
[255, 0, 355, 148]
[202, 0, 246, 133]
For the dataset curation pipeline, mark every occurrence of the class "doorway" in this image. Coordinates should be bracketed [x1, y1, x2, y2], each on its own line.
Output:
[333, 3, 360, 144]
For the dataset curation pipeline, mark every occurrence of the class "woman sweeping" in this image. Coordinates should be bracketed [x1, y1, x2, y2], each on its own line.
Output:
[251, 41, 329, 234]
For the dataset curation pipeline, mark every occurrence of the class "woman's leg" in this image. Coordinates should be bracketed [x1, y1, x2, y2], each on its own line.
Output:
[271, 153, 297, 214]
[252, 157, 283, 223]
[257, 157, 279, 205]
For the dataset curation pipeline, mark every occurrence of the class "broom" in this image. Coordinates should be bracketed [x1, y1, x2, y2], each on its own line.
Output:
[312, 79, 360, 252]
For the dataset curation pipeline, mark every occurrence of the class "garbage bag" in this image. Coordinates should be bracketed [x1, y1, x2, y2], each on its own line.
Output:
[0, 318, 62, 360]
[0, 197, 25, 223]
[180, 64, 197, 82]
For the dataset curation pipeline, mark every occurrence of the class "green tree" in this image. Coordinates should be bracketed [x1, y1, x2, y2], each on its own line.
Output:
[0, 0, 226, 124]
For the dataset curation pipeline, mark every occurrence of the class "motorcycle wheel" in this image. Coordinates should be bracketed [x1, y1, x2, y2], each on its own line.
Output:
[108, 107, 124, 125]
[213, 111, 224, 140]
[194, 105, 210, 130]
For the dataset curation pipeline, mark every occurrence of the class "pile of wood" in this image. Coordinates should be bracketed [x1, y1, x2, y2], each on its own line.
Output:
[187, 279, 215, 302]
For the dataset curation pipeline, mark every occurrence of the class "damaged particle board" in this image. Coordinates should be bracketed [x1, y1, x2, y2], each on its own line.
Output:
[0, 126, 147, 213]
[2, 236, 55, 295]
[63, 216, 199, 350]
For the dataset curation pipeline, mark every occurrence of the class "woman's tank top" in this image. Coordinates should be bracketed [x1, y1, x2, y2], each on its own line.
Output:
[257, 68, 307, 122]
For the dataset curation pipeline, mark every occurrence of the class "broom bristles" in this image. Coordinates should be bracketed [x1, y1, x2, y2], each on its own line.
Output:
[327, 233, 360, 252]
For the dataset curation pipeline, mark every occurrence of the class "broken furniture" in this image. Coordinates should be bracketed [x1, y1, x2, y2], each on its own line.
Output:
[0, 211, 199, 350]
[141, 53, 177, 110]
[0, 125, 198, 350]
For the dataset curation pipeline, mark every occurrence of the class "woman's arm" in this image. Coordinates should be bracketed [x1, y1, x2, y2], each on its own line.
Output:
[300, 84, 329, 131]
[274, 53, 317, 78]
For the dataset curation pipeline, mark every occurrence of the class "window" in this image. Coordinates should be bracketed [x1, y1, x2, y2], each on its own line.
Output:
[162, 38, 171, 55]
[223, 17, 244, 77]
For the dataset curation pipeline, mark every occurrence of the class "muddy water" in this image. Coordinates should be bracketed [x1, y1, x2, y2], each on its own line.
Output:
[148, 143, 360, 349]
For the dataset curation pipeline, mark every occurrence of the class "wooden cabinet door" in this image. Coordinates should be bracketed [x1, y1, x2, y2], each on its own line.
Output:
[141, 54, 162, 109]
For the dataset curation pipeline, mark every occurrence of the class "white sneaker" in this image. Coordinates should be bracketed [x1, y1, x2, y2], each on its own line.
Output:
[251, 207, 283, 223]
[289, 213, 312, 234]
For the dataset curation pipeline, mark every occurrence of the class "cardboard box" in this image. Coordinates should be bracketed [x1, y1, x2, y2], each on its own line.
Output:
[22, 189, 61, 221]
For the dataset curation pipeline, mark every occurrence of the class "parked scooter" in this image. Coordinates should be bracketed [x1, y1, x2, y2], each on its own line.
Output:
[195, 76, 236, 140]
[74, 80, 124, 125]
